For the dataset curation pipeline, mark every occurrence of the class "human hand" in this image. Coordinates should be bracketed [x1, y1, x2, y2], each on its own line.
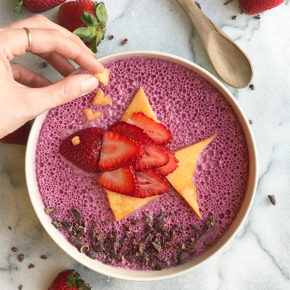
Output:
[0, 15, 104, 139]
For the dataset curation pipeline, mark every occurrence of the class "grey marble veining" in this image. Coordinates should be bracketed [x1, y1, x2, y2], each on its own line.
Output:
[1, 0, 290, 289]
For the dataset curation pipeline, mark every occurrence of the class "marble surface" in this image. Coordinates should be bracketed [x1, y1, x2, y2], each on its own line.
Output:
[1, 0, 290, 289]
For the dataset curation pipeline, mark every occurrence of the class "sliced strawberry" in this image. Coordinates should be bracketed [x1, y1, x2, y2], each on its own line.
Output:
[109, 122, 148, 143]
[135, 169, 169, 198]
[97, 165, 137, 195]
[99, 131, 140, 170]
[110, 122, 147, 161]
[128, 112, 172, 144]
[59, 127, 103, 172]
[157, 147, 179, 176]
[134, 140, 169, 171]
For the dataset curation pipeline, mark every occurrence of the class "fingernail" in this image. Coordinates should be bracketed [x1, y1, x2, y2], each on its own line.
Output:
[80, 75, 99, 95]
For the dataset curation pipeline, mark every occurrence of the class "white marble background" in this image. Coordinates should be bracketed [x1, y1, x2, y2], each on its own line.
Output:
[0, 0, 290, 289]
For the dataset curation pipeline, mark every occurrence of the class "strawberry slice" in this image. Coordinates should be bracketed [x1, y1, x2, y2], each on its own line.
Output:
[59, 128, 103, 173]
[134, 140, 169, 171]
[128, 112, 172, 144]
[99, 131, 140, 170]
[97, 165, 137, 195]
[110, 122, 148, 143]
[157, 147, 179, 176]
[135, 170, 169, 198]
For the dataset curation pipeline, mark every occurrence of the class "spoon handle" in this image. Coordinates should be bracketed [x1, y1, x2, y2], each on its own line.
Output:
[176, 0, 217, 47]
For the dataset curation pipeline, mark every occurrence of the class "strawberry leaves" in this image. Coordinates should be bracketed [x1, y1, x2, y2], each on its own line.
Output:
[73, 2, 108, 52]
[13, 0, 23, 13]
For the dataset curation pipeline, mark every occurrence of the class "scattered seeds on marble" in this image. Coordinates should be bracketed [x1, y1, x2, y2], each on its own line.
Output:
[8, 226, 12, 230]
[40, 255, 47, 260]
[28, 263, 35, 269]
[254, 15, 261, 20]
[11, 246, 17, 252]
[249, 83, 255, 90]
[268, 195, 276, 206]
[232, 15, 237, 20]
[18, 285, 22, 290]
[108, 35, 114, 40]
[249, 120, 253, 125]
[17, 254, 24, 262]
[121, 38, 128, 45]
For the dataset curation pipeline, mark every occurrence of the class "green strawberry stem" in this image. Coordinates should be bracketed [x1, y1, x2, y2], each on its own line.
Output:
[14, 0, 23, 13]
[73, 1, 108, 53]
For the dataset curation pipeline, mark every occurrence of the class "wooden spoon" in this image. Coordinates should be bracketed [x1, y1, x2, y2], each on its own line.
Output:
[177, 0, 253, 88]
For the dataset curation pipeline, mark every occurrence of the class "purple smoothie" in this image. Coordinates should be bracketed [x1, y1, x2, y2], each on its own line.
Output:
[35, 56, 249, 270]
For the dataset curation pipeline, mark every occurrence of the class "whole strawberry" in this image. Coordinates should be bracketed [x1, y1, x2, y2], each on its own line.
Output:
[58, 0, 108, 52]
[48, 269, 91, 290]
[239, 0, 284, 14]
[14, 0, 66, 13]
[0, 122, 31, 145]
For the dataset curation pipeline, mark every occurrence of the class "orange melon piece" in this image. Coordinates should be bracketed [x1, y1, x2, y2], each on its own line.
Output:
[93, 68, 110, 86]
[166, 134, 216, 218]
[83, 108, 102, 122]
[121, 87, 157, 122]
[92, 89, 111, 106]
[106, 190, 158, 221]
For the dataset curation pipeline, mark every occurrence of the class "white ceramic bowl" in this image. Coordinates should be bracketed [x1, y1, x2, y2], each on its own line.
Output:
[25, 51, 258, 281]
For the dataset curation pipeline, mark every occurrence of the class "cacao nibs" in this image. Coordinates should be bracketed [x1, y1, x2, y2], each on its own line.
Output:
[195, 1, 201, 9]
[18, 285, 22, 290]
[11, 246, 17, 252]
[249, 120, 253, 125]
[249, 83, 255, 90]
[177, 252, 187, 265]
[108, 35, 114, 40]
[268, 195, 276, 206]
[40, 255, 47, 260]
[121, 38, 128, 45]
[232, 15, 237, 20]
[28, 263, 35, 269]
[70, 207, 81, 220]
[17, 254, 24, 262]
[44, 206, 58, 215]
[254, 15, 261, 20]
[8, 226, 12, 230]
[224, 0, 233, 5]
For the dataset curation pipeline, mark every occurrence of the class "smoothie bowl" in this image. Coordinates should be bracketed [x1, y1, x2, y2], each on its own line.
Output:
[26, 51, 257, 281]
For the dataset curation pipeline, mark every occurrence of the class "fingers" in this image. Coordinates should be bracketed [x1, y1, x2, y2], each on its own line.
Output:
[11, 63, 52, 88]
[5, 15, 97, 59]
[37, 52, 75, 76]
[0, 27, 104, 73]
[22, 74, 99, 118]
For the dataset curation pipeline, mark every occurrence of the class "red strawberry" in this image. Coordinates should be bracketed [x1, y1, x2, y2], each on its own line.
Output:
[97, 165, 138, 195]
[109, 122, 148, 143]
[0, 122, 31, 145]
[135, 170, 169, 198]
[110, 122, 147, 161]
[59, 127, 103, 173]
[48, 269, 91, 290]
[157, 147, 179, 176]
[238, 0, 284, 14]
[128, 112, 172, 144]
[99, 131, 140, 171]
[58, 0, 108, 52]
[134, 140, 169, 171]
[14, 0, 65, 13]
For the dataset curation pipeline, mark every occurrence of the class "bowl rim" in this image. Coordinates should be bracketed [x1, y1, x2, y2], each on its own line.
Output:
[25, 51, 258, 281]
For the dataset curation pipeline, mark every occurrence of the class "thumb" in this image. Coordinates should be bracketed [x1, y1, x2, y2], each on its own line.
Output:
[24, 74, 99, 117]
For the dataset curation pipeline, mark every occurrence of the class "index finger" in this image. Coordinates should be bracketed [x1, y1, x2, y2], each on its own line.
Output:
[0, 28, 104, 73]
[4, 15, 96, 59]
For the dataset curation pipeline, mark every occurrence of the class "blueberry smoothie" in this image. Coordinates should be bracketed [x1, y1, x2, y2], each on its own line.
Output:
[35, 56, 249, 270]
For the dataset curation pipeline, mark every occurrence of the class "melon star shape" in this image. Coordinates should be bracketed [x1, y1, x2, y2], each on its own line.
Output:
[106, 87, 216, 221]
